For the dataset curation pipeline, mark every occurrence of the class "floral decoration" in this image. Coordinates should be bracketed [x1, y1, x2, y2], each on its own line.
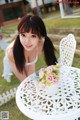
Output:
[38, 65, 60, 86]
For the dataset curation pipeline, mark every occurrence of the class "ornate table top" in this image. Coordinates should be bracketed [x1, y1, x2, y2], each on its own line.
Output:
[16, 65, 80, 120]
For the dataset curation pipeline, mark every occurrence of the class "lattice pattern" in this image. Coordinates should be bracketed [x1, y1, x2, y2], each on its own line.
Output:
[16, 66, 80, 120]
[0, 87, 17, 106]
[60, 34, 76, 66]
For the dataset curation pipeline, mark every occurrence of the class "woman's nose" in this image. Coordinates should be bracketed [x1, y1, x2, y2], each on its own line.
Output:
[25, 37, 31, 43]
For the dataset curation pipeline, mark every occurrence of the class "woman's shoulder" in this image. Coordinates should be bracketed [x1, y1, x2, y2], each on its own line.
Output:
[6, 41, 15, 62]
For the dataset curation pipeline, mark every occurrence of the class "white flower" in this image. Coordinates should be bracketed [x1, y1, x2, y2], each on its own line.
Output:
[39, 68, 44, 79]
[45, 65, 53, 73]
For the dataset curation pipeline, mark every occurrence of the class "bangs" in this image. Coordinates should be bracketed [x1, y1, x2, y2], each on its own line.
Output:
[18, 20, 41, 37]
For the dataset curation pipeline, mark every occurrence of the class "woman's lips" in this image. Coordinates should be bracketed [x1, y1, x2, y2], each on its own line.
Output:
[25, 45, 32, 48]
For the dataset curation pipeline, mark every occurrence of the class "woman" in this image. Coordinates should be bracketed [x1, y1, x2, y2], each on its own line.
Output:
[6, 14, 57, 82]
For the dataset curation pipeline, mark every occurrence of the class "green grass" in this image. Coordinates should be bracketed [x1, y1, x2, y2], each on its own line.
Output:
[44, 18, 80, 28]
[1, 24, 18, 38]
[73, 54, 80, 68]
[1, 24, 17, 32]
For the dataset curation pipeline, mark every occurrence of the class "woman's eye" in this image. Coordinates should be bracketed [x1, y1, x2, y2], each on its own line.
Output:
[21, 33, 25, 37]
[32, 34, 37, 38]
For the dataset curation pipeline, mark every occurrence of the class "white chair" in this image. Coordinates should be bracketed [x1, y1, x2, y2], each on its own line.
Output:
[59, 34, 76, 66]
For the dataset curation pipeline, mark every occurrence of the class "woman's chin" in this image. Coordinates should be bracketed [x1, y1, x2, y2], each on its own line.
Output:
[24, 47, 34, 52]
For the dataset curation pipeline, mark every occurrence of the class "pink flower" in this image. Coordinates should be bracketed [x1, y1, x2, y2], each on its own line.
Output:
[46, 75, 54, 83]
[39, 68, 44, 79]
[52, 76, 59, 83]
[53, 78, 59, 83]
[45, 66, 53, 73]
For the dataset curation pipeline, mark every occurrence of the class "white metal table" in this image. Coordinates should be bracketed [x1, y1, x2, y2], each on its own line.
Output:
[16, 65, 80, 120]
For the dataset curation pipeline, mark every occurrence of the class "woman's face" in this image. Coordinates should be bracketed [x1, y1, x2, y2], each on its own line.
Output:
[19, 31, 40, 51]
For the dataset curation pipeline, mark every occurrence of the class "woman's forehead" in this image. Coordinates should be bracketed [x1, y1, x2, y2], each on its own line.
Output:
[21, 31, 37, 35]
[19, 27, 41, 37]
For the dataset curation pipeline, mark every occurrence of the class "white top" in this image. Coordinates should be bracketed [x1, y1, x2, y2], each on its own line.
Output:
[25, 55, 38, 66]
[25, 47, 38, 66]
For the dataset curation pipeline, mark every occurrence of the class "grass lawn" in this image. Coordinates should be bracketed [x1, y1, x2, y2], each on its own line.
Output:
[0, 13, 80, 120]
[44, 18, 80, 28]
